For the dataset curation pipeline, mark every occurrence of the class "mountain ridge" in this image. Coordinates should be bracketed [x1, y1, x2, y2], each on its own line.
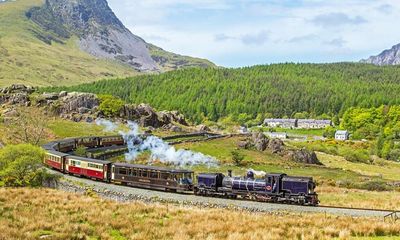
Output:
[361, 43, 400, 65]
[0, 0, 215, 87]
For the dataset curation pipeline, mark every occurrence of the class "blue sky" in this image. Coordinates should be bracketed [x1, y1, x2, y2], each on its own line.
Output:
[107, 0, 400, 67]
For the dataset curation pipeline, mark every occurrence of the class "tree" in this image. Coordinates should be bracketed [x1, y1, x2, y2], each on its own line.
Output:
[231, 150, 245, 166]
[0, 144, 55, 187]
[4, 107, 49, 145]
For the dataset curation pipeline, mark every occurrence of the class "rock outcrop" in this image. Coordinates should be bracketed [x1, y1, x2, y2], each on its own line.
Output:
[0, 84, 189, 129]
[0, 84, 34, 106]
[286, 149, 322, 165]
[361, 43, 400, 66]
[238, 132, 320, 165]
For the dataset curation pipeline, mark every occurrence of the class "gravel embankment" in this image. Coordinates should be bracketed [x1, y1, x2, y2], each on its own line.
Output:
[50, 170, 393, 218]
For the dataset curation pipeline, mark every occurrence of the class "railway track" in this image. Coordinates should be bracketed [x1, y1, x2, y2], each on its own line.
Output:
[49, 169, 397, 218]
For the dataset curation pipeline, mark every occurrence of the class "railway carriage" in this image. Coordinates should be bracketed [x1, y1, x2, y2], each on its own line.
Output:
[99, 136, 125, 147]
[65, 156, 111, 181]
[44, 151, 69, 172]
[56, 139, 77, 153]
[112, 163, 194, 192]
[76, 137, 99, 148]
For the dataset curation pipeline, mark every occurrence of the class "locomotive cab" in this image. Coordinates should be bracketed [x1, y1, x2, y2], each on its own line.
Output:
[265, 173, 286, 195]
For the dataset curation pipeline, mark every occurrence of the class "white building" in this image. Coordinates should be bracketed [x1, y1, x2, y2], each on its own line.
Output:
[265, 132, 288, 139]
[335, 130, 349, 141]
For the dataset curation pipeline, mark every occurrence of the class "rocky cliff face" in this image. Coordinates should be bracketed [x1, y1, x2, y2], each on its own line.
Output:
[27, 0, 215, 72]
[361, 43, 400, 66]
[28, 0, 159, 72]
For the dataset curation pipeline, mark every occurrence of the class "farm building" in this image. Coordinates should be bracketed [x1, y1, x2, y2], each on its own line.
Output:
[335, 130, 349, 141]
[265, 132, 288, 139]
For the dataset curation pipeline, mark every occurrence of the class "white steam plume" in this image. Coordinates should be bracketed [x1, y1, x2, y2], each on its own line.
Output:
[95, 118, 118, 132]
[97, 119, 218, 167]
[248, 169, 267, 176]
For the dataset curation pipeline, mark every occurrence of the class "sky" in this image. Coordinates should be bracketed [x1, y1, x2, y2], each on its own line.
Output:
[107, 0, 400, 67]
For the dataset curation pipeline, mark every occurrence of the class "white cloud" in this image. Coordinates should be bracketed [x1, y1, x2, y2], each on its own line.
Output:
[107, 0, 400, 67]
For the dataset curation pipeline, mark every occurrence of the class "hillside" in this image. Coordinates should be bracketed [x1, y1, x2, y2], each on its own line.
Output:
[0, 0, 215, 87]
[45, 63, 400, 123]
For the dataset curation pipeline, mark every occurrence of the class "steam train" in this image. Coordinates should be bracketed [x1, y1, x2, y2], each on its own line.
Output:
[43, 136, 319, 206]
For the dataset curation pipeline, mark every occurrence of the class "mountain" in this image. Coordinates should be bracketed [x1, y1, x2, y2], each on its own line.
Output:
[361, 43, 400, 65]
[44, 63, 400, 123]
[0, 0, 215, 87]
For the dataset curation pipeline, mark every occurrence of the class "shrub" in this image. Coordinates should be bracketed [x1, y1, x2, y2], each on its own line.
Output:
[231, 150, 245, 166]
[98, 94, 125, 117]
[359, 181, 391, 191]
[0, 144, 56, 187]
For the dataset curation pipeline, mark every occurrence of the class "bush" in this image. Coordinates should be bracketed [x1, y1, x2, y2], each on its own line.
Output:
[98, 94, 125, 117]
[0, 144, 56, 187]
[359, 181, 391, 191]
[340, 149, 371, 164]
[231, 150, 245, 166]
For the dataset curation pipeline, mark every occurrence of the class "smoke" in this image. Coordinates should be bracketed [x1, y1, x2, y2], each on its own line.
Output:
[248, 168, 267, 176]
[96, 119, 217, 167]
[95, 118, 118, 132]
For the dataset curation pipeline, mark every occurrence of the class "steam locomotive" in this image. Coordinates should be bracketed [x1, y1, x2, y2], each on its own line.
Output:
[43, 136, 319, 206]
[195, 170, 319, 206]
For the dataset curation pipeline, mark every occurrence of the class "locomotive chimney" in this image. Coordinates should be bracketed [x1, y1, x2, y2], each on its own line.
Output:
[228, 170, 232, 177]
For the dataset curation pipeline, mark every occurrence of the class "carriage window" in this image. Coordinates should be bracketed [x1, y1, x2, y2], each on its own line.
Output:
[119, 168, 128, 175]
[141, 170, 148, 177]
[88, 163, 101, 169]
[70, 160, 80, 166]
[150, 171, 159, 179]
[131, 169, 137, 176]
[160, 173, 169, 180]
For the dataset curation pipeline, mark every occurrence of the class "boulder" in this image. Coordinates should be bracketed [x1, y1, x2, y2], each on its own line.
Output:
[286, 149, 321, 165]
[198, 124, 211, 132]
[267, 138, 285, 153]
[42, 93, 59, 101]
[237, 140, 252, 149]
[252, 132, 269, 151]
[59, 91, 68, 98]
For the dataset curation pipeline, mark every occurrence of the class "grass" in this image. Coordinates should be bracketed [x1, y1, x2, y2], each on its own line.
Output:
[176, 137, 392, 185]
[0, 0, 136, 87]
[0, 188, 399, 240]
[47, 119, 117, 139]
[318, 152, 400, 181]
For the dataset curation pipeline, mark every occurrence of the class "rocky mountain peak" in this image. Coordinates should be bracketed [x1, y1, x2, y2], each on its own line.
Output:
[29, 0, 159, 72]
[361, 43, 400, 66]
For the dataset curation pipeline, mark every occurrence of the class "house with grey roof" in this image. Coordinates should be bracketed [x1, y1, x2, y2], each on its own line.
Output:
[335, 130, 349, 141]
[297, 119, 332, 129]
[264, 119, 297, 129]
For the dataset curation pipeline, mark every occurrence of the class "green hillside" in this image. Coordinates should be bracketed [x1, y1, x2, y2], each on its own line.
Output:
[0, 0, 138, 87]
[44, 63, 400, 123]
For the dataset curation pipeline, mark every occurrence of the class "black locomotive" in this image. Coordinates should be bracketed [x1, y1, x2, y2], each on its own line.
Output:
[195, 170, 319, 206]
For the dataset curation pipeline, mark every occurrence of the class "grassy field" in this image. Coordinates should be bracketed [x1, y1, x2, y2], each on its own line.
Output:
[0, 0, 136, 87]
[176, 137, 396, 185]
[1, 188, 399, 240]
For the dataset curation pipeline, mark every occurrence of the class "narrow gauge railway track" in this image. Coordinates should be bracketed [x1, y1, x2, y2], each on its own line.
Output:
[43, 135, 398, 218]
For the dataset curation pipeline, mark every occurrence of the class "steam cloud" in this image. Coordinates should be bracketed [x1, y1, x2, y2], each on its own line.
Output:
[248, 168, 267, 176]
[96, 119, 217, 167]
[95, 118, 118, 132]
